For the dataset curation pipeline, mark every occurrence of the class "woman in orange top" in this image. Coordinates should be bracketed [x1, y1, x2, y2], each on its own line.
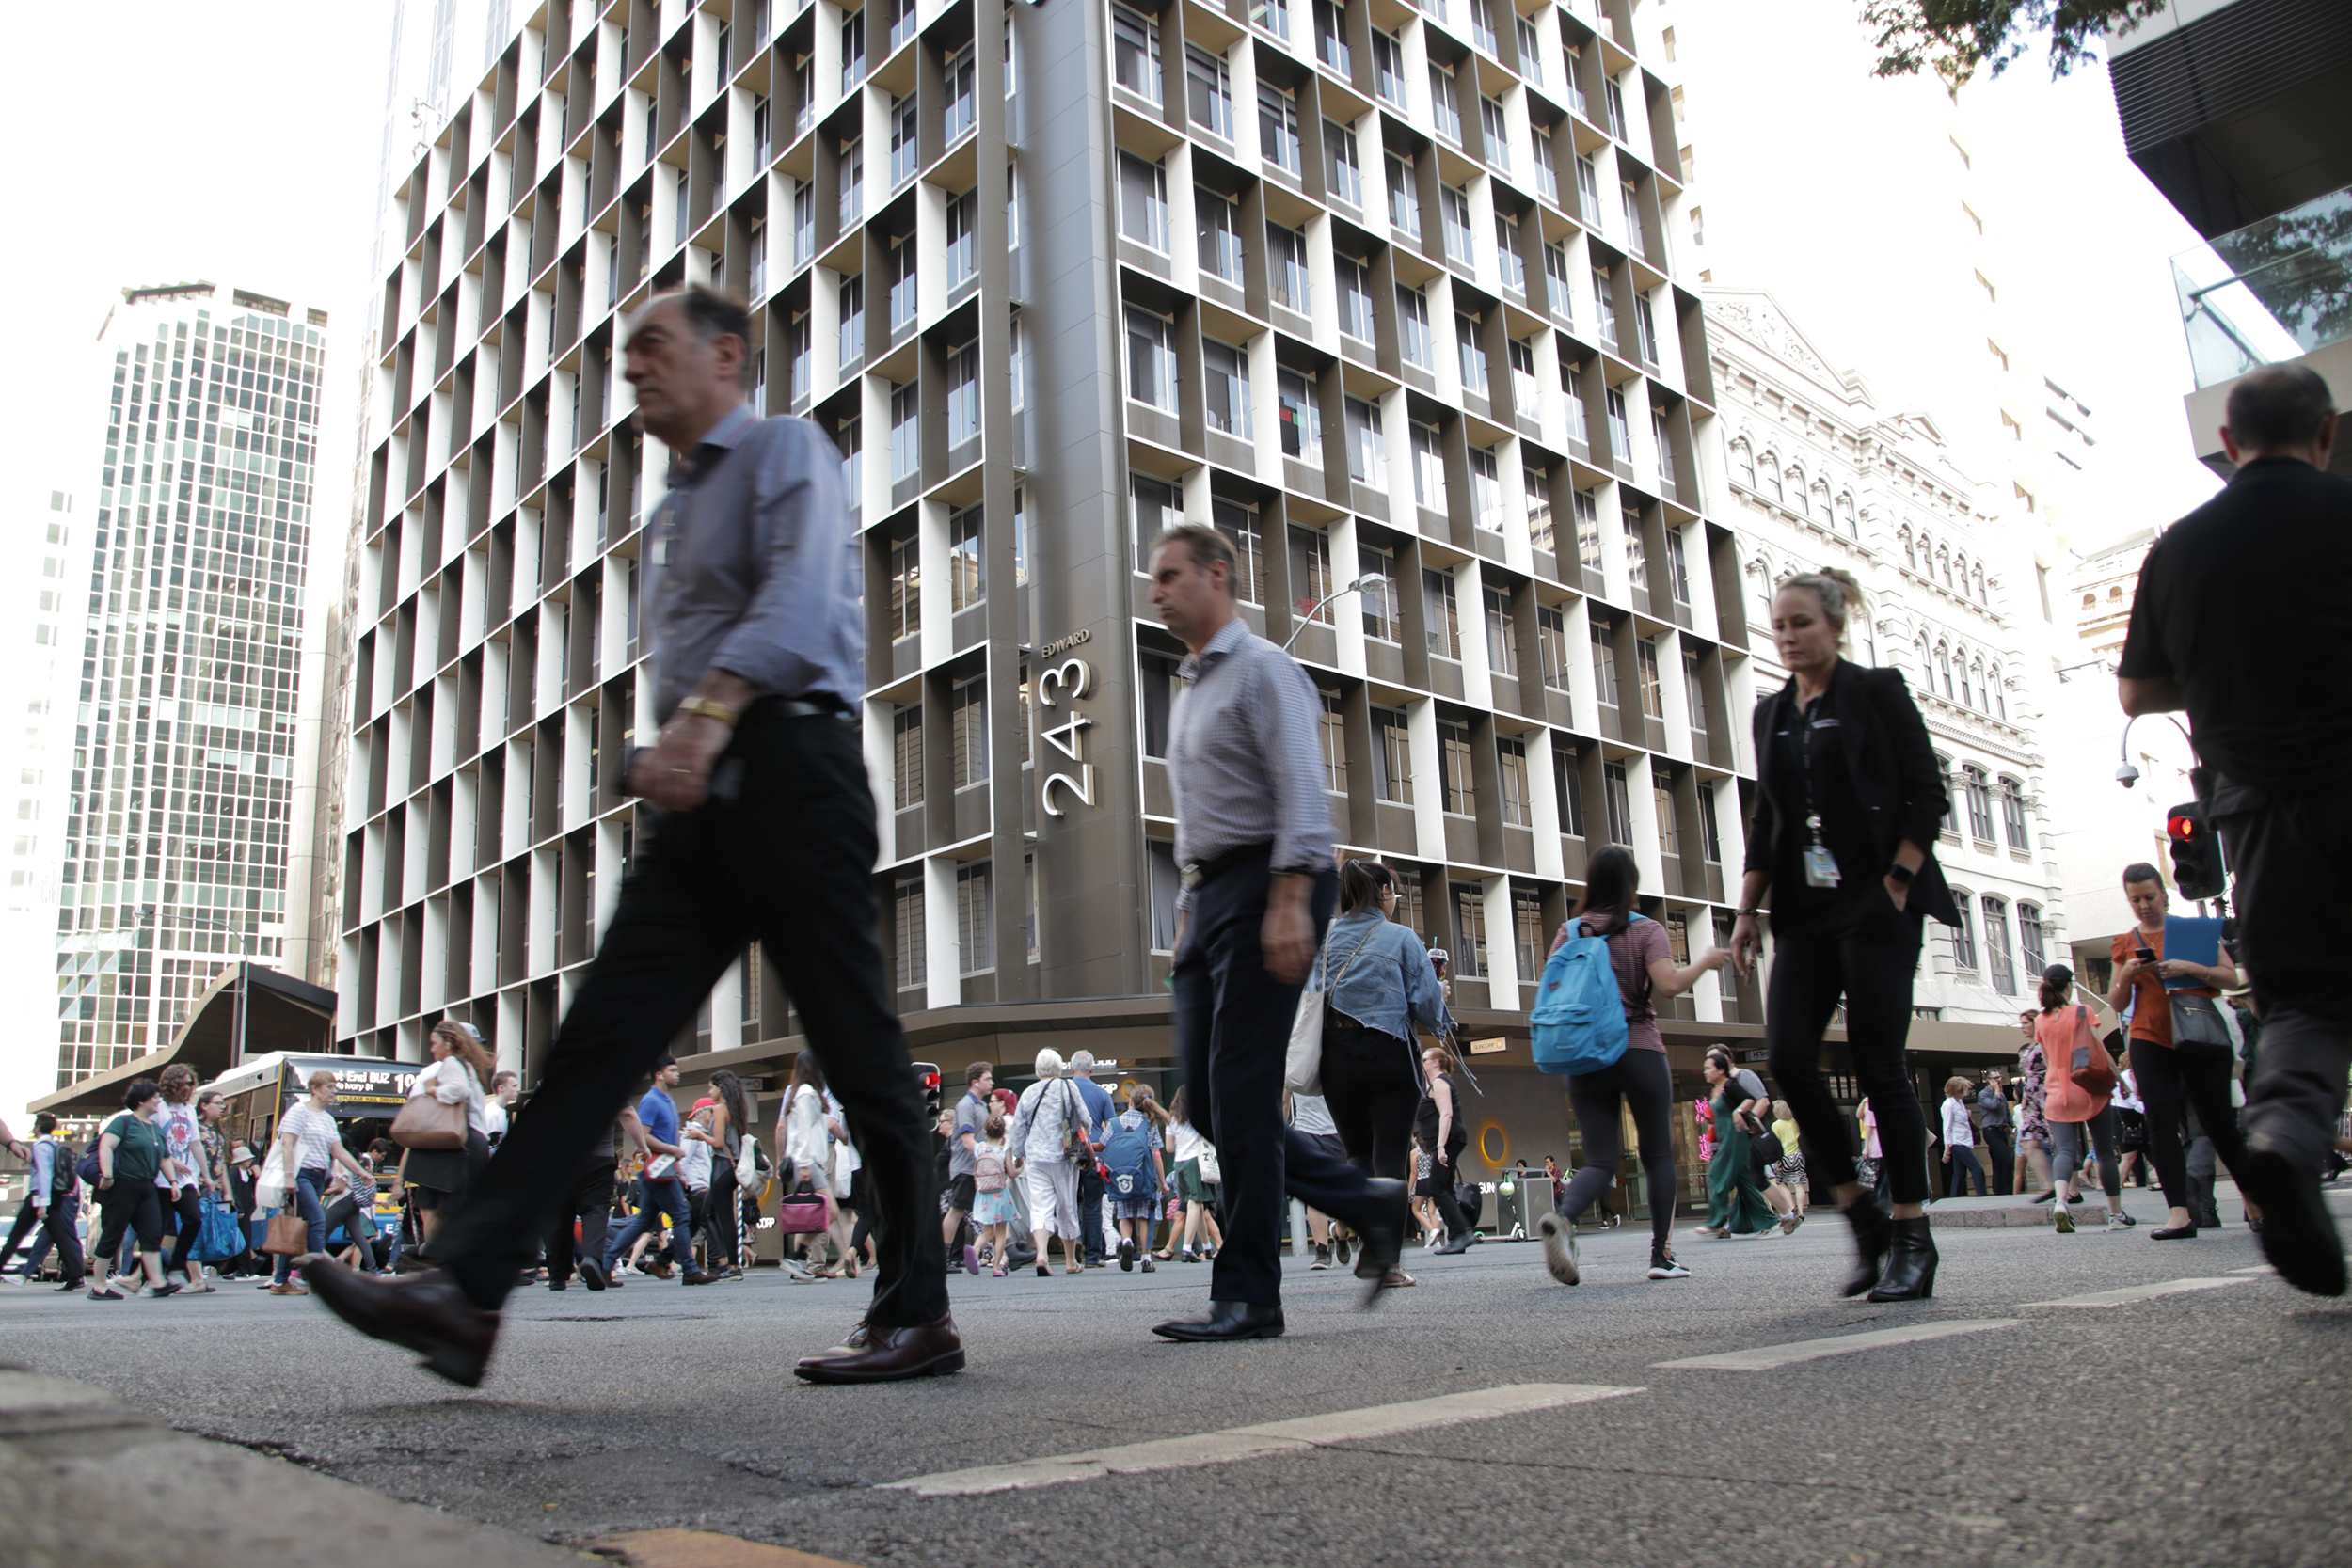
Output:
[2035, 964, 2131, 1234]
[2105, 863, 2248, 1240]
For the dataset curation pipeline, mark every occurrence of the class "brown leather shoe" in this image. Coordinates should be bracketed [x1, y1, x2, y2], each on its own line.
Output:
[303, 1256, 500, 1388]
[793, 1315, 963, 1385]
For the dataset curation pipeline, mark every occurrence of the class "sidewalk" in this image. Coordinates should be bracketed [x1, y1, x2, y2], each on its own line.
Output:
[0, 1364, 593, 1568]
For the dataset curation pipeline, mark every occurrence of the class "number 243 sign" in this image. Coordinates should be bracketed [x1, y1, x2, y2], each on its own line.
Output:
[1037, 657, 1093, 816]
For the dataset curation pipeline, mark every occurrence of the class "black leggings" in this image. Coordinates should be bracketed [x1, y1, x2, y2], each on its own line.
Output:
[1766, 909, 1929, 1206]
[2131, 1040, 2249, 1212]
[163, 1186, 204, 1277]
[705, 1163, 741, 1267]
[1562, 1048, 1677, 1250]
[1320, 1022, 1422, 1181]
[323, 1194, 380, 1270]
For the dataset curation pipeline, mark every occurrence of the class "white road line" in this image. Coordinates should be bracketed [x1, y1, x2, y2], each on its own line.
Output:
[883, 1383, 1642, 1497]
[1652, 1319, 2017, 1371]
[2026, 1277, 2248, 1307]
[2231, 1265, 2275, 1275]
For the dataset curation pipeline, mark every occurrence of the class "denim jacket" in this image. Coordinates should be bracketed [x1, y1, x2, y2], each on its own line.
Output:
[1308, 911, 1454, 1045]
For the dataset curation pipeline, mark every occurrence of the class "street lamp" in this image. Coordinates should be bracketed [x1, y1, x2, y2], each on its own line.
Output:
[2113, 713, 2198, 789]
[1281, 574, 1390, 653]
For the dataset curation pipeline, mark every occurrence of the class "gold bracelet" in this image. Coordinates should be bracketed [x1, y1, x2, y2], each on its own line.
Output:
[677, 694, 740, 727]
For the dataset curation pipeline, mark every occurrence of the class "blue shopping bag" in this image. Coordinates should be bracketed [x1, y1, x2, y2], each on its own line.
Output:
[191, 1196, 247, 1262]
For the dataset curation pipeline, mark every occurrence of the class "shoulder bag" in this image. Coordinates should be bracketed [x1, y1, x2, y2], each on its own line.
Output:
[262, 1208, 311, 1257]
[2168, 993, 2233, 1053]
[2070, 1006, 2120, 1097]
[1285, 925, 1380, 1096]
[390, 1089, 468, 1151]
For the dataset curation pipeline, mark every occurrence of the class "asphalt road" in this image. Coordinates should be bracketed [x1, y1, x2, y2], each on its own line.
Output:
[6, 1186, 2348, 1568]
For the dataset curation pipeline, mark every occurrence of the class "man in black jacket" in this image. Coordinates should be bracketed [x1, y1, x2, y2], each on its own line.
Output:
[2118, 361, 2352, 1298]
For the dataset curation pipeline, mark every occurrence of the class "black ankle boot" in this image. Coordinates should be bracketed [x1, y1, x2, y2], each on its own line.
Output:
[1867, 1216, 1938, 1302]
[1839, 1198, 1894, 1298]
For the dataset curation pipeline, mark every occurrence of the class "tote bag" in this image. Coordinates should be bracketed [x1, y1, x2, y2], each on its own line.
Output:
[1285, 927, 1380, 1095]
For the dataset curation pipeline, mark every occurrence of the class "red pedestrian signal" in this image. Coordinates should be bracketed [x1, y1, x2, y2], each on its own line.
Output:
[2165, 801, 2223, 902]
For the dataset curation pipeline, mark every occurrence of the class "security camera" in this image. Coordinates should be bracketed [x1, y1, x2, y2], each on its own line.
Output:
[2115, 762, 2141, 789]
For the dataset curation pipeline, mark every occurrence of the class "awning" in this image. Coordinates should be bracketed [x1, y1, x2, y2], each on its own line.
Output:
[32, 963, 339, 1118]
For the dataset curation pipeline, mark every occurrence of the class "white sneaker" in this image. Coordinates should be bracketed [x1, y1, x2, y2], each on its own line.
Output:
[2053, 1204, 2076, 1234]
[1538, 1213, 1580, 1287]
[2105, 1211, 2132, 1231]
[1647, 1254, 1692, 1280]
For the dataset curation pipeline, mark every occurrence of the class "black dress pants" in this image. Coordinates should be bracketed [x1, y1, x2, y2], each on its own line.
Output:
[1982, 1126, 2014, 1195]
[2213, 780, 2352, 1173]
[435, 705, 947, 1325]
[705, 1161, 741, 1268]
[1172, 852, 1396, 1308]
[2132, 1040, 2249, 1213]
[1765, 904, 1929, 1206]
[545, 1157, 614, 1283]
[1320, 1021, 1422, 1181]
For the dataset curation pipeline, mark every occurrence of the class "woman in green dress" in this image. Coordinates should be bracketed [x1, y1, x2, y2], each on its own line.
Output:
[1696, 1048, 1777, 1238]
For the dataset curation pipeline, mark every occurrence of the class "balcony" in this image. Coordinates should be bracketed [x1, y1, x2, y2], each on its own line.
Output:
[2172, 182, 2352, 390]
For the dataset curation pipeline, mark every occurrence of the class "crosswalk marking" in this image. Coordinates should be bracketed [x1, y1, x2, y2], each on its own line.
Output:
[883, 1383, 1643, 1497]
[1652, 1319, 2017, 1371]
[2026, 1277, 2248, 1307]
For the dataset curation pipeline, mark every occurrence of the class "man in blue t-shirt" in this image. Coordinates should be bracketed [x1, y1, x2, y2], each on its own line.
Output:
[1069, 1053, 1116, 1265]
[602, 1057, 714, 1285]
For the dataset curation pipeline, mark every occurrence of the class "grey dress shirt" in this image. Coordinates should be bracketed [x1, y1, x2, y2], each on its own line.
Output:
[643, 404, 862, 721]
[1166, 617, 1333, 911]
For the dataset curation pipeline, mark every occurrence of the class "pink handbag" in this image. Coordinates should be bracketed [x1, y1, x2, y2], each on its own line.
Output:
[774, 1194, 829, 1235]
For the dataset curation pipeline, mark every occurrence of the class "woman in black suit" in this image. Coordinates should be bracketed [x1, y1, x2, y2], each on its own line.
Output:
[1728, 569, 1961, 1301]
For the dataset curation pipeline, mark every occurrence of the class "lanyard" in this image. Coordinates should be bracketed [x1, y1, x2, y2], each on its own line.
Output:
[1795, 694, 1827, 847]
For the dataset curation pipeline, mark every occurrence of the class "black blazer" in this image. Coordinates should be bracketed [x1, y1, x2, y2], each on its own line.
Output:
[1743, 659, 1961, 927]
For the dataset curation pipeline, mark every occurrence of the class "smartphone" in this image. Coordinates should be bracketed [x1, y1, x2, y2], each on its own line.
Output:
[2134, 944, 2156, 964]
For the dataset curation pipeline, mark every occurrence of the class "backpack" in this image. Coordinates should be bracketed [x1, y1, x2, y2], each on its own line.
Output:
[44, 1138, 79, 1200]
[1100, 1115, 1156, 1198]
[974, 1141, 1009, 1195]
[75, 1144, 103, 1187]
[1530, 913, 1648, 1076]
[1060, 1081, 1093, 1162]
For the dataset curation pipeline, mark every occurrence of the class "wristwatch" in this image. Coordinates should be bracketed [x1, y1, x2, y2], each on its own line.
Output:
[677, 694, 740, 727]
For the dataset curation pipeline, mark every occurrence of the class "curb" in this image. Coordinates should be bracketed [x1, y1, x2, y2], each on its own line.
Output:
[0, 1365, 593, 1568]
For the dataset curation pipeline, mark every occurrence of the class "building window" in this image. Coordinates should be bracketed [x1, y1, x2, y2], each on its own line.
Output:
[1697, 784, 1723, 863]
[1126, 305, 1178, 408]
[1338, 254, 1375, 341]
[1453, 884, 1486, 976]
[1666, 526, 1692, 605]
[841, 9, 866, 91]
[1199, 189, 1245, 282]
[1635, 637, 1663, 719]
[1654, 784, 1680, 857]
[1455, 309, 1489, 393]
[1360, 544, 1398, 641]
[1119, 152, 1169, 250]
[1203, 339, 1251, 436]
[838, 275, 866, 365]
[1484, 582, 1518, 677]
[1982, 895, 2015, 994]
[1683, 650, 1708, 737]
[1114, 4, 1162, 102]
[2019, 902, 2047, 975]
[1386, 150, 1421, 234]
[1374, 705, 1412, 804]
[1537, 605, 1568, 690]
[1622, 509, 1647, 593]
[894, 874, 925, 987]
[948, 504, 985, 611]
[1429, 60, 1462, 145]
[1290, 526, 1334, 621]
[958, 862, 994, 974]
[1949, 891, 1979, 970]
[1251, 0, 1291, 40]
[1316, 688, 1347, 791]
[1424, 568, 1460, 660]
[951, 674, 990, 788]
[1591, 621, 1619, 707]
[1555, 744, 1586, 836]
[1268, 221, 1311, 312]
[1468, 446, 1500, 531]
[1497, 736, 1531, 826]
[1149, 842, 1182, 951]
[946, 338, 980, 447]
[1603, 761, 1633, 846]
[1441, 183, 1475, 262]
[1278, 369, 1322, 466]
[1326, 119, 1363, 207]
[1130, 473, 1182, 572]
[1513, 886, 1545, 977]
[1409, 419, 1446, 511]
[1213, 498, 1268, 606]
[1605, 387, 1631, 456]
[2001, 777, 2030, 852]
[1345, 395, 1386, 485]
[1140, 648, 1181, 757]
[1575, 489, 1601, 571]
[1259, 80, 1303, 174]
[1524, 458, 1552, 551]
[1315, 0, 1351, 73]
[887, 531, 921, 641]
[1963, 764, 1994, 842]
[892, 703, 923, 810]
[1397, 282, 1432, 369]
[1438, 720, 1474, 814]
[1186, 44, 1232, 135]
[1373, 28, 1406, 105]
[943, 41, 976, 141]
[1481, 94, 1510, 171]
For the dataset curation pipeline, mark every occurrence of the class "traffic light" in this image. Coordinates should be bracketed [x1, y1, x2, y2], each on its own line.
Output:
[2166, 802, 2225, 902]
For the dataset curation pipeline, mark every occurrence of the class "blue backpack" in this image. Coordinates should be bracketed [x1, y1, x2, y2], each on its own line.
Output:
[1530, 913, 1647, 1076]
[1100, 1115, 1157, 1198]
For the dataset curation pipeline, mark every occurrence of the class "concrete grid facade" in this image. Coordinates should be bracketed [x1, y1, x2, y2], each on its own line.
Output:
[1704, 288, 2069, 1027]
[56, 284, 328, 1087]
[344, 0, 1757, 1109]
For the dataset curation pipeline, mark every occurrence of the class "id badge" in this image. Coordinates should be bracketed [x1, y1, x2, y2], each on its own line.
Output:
[1802, 842, 1842, 889]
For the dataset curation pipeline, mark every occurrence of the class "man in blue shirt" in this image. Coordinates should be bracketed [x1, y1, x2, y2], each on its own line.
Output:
[302, 286, 956, 1385]
[1068, 1053, 1117, 1265]
[600, 1058, 707, 1285]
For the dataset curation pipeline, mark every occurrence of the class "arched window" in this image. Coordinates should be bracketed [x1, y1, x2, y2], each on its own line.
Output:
[1998, 775, 2029, 851]
[1786, 465, 1806, 514]
[1938, 546, 1954, 588]
[1982, 895, 2016, 993]
[1759, 451, 1783, 505]
[1754, 551, 1775, 624]
[1836, 491, 1856, 535]
[1812, 480, 1833, 523]
[1954, 551, 1970, 594]
[1963, 764, 1994, 840]
[1860, 617, 1878, 667]
[1989, 663, 2006, 720]
[1900, 528, 1916, 571]
[1934, 752, 1960, 840]
[1970, 657, 1987, 711]
[1915, 635, 1933, 685]
[2018, 901, 2047, 974]
[1934, 642, 1954, 700]
[1732, 440, 1755, 490]
[1949, 888, 1979, 971]
[1973, 562, 1988, 603]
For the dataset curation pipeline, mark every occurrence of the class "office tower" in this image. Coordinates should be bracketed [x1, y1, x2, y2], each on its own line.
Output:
[53, 283, 330, 1087]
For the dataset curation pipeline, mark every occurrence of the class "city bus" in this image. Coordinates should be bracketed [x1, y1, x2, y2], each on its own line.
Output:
[205, 1053, 424, 1224]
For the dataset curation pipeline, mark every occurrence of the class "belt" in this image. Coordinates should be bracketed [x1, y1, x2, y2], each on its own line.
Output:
[765, 695, 851, 721]
[1180, 842, 1273, 891]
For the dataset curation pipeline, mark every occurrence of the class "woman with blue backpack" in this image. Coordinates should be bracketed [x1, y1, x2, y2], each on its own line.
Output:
[1533, 846, 1728, 1287]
